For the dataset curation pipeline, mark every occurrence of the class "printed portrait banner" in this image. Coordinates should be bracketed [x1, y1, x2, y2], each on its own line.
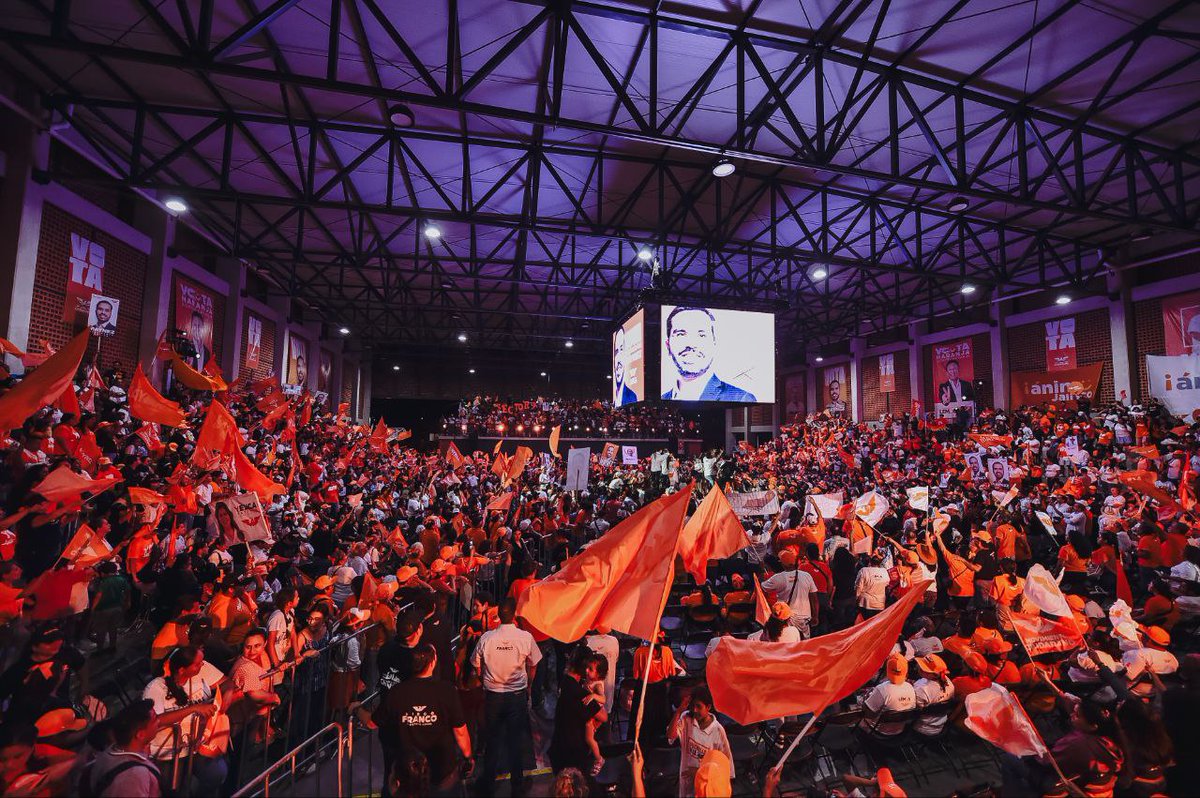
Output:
[317, 349, 333, 393]
[1145, 354, 1200, 418]
[1162, 290, 1200, 356]
[783, 372, 806, 421]
[244, 315, 263, 370]
[565, 447, 591, 492]
[599, 442, 619, 466]
[64, 232, 106, 321]
[728, 490, 780, 518]
[87, 295, 120, 336]
[286, 333, 309, 387]
[1009, 363, 1103, 407]
[1044, 317, 1077, 371]
[612, 308, 645, 406]
[932, 338, 975, 408]
[659, 305, 775, 403]
[176, 276, 216, 368]
[878, 352, 896, 394]
[987, 458, 1010, 484]
[210, 492, 272, 546]
[621, 445, 639, 465]
[822, 365, 848, 414]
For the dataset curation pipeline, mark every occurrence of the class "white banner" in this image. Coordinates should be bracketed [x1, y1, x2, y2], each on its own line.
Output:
[621, 445, 638, 465]
[728, 490, 781, 517]
[1146, 354, 1200, 417]
[565, 447, 590, 491]
[210, 493, 273, 546]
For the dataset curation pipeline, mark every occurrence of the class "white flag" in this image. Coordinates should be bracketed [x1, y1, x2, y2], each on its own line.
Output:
[854, 490, 891, 527]
[805, 492, 843, 520]
[1023, 564, 1072, 617]
[1034, 510, 1059, 539]
[964, 684, 1047, 757]
[906, 486, 929, 512]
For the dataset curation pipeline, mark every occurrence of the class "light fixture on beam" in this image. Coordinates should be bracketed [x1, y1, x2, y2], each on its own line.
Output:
[947, 197, 969, 213]
[423, 222, 442, 240]
[388, 103, 415, 128]
[711, 157, 736, 178]
[164, 197, 188, 213]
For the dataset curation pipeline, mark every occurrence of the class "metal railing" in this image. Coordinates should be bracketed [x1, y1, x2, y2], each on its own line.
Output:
[231, 723, 345, 798]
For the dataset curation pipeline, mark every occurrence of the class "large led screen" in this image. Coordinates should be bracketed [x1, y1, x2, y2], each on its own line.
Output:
[659, 305, 775, 403]
[612, 309, 645, 406]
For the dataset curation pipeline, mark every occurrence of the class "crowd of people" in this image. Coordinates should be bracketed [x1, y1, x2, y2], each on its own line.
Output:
[0, 340, 1197, 798]
[441, 396, 697, 439]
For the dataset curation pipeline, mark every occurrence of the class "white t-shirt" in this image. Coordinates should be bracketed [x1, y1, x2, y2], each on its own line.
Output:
[860, 680, 916, 735]
[761, 570, 818, 620]
[855, 566, 891, 610]
[584, 633, 620, 713]
[748, 625, 801, 643]
[673, 712, 734, 789]
[471, 623, 542, 693]
[267, 609, 294, 663]
[912, 678, 954, 735]
[143, 660, 224, 758]
[1122, 648, 1179, 681]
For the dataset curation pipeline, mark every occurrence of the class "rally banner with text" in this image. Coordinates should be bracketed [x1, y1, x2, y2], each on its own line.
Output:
[244, 315, 263, 371]
[1010, 363, 1103, 407]
[728, 489, 780, 518]
[1044, 316, 1076, 371]
[64, 232, 106, 321]
[175, 276, 216, 369]
[931, 337, 975, 413]
[878, 352, 896, 393]
[1146, 354, 1200, 418]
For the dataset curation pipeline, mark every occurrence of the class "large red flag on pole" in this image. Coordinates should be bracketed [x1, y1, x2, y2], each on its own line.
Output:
[129, 364, 187, 427]
[517, 487, 692, 642]
[706, 580, 930, 725]
[678, 484, 750, 583]
[0, 330, 88, 434]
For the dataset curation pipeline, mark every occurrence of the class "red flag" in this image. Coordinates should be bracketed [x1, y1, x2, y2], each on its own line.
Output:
[968, 433, 1013, 448]
[705, 580, 929, 724]
[129, 364, 187, 427]
[78, 366, 104, 414]
[1180, 471, 1198, 513]
[229, 442, 285, 499]
[963, 684, 1047, 757]
[1115, 563, 1134, 606]
[1119, 470, 1180, 511]
[0, 330, 88, 434]
[55, 384, 81, 419]
[549, 425, 561, 457]
[169, 355, 221, 391]
[192, 401, 244, 469]
[134, 423, 165, 455]
[19, 340, 56, 368]
[128, 487, 169, 506]
[445, 442, 465, 469]
[1011, 614, 1084, 657]
[1130, 445, 1161, 461]
[0, 338, 26, 357]
[261, 400, 291, 432]
[836, 444, 856, 471]
[517, 487, 692, 642]
[202, 358, 229, 392]
[369, 418, 389, 452]
[32, 463, 122, 503]
[486, 492, 514, 512]
[679, 484, 750, 583]
[61, 523, 114, 568]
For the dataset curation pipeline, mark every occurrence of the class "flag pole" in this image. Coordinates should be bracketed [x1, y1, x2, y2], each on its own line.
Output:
[1010, 689, 1087, 798]
[768, 706, 823, 774]
[632, 481, 695, 746]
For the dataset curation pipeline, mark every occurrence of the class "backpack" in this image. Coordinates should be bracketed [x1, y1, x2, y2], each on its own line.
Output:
[80, 758, 169, 798]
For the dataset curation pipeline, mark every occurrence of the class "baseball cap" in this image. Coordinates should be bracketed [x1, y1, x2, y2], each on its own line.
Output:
[876, 767, 907, 797]
[771, 601, 793, 621]
[314, 575, 334, 591]
[885, 652, 908, 680]
[915, 654, 948, 676]
[693, 749, 732, 798]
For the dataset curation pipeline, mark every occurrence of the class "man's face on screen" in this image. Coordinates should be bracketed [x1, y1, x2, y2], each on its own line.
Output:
[668, 310, 715, 378]
[614, 329, 626, 384]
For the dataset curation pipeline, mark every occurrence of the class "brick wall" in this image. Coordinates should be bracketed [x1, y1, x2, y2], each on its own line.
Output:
[31, 202, 148, 372]
[862, 348, 911, 419]
[922, 332, 993, 409]
[239, 311, 276, 381]
[341, 363, 355, 406]
[1006, 308, 1114, 404]
[166, 273, 226, 365]
[1132, 296, 1164, 402]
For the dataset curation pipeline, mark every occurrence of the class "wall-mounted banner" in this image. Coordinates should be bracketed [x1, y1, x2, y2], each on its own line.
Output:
[318, 349, 333, 393]
[932, 338, 975, 409]
[783, 372, 806, 421]
[1044, 317, 1076, 371]
[244, 315, 263, 370]
[1162, 291, 1200, 356]
[64, 233, 106, 321]
[879, 352, 896, 394]
[1009, 363, 1103, 406]
[1145, 354, 1200, 418]
[175, 277, 216, 369]
[286, 333, 309, 387]
[822, 365, 848, 414]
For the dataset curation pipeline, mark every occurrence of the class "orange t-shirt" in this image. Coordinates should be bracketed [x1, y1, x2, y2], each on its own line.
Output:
[1058, 545, 1087, 573]
[633, 645, 678, 683]
[994, 524, 1017, 560]
[989, 576, 1024, 607]
[1136, 536, 1163, 568]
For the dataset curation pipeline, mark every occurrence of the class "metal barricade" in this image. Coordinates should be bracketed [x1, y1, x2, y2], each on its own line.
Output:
[231, 723, 345, 798]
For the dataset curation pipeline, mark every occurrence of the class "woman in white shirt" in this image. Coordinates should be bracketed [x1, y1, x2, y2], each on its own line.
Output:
[911, 655, 955, 736]
[142, 646, 229, 796]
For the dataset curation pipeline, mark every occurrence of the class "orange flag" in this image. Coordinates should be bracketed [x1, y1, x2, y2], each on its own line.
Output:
[968, 433, 1013, 448]
[61, 523, 114, 568]
[0, 337, 26, 357]
[128, 487, 169, 506]
[0, 329, 88, 434]
[129, 363, 187, 427]
[679, 484, 750, 583]
[55, 383, 81, 419]
[752, 574, 771, 625]
[1130, 445, 1161, 461]
[202, 358, 229, 392]
[549, 425, 561, 457]
[506, 446, 534, 482]
[1119, 470, 1180, 511]
[486, 492, 514, 512]
[170, 354, 221, 391]
[445, 442, 465, 469]
[491, 451, 511, 478]
[369, 418, 389, 451]
[706, 580, 930, 724]
[192, 401, 244, 469]
[1180, 471, 1198, 513]
[516, 487, 692, 642]
[32, 463, 122, 504]
[229, 444, 285, 499]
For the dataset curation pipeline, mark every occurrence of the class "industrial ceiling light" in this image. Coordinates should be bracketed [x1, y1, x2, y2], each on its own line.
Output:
[637, 246, 653, 262]
[423, 222, 442, 240]
[960, 284, 976, 295]
[947, 197, 969, 213]
[338, 326, 351, 335]
[711, 157, 736, 178]
[164, 197, 188, 213]
[811, 267, 828, 280]
[565, 340, 574, 348]
[815, 356, 824, 362]
[457, 332, 467, 342]
[388, 103, 415, 128]
[1055, 294, 1072, 305]
[540, 371, 547, 377]
[392, 364, 400, 371]
[468, 368, 475, 374]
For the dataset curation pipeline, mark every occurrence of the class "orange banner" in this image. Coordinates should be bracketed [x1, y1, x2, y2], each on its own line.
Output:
[1009, 362, 1103, 407]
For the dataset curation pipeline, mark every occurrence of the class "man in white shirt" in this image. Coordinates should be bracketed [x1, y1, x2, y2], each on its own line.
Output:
[470, 599, 541, 797]
[855, 552, 891, 617]
[859, 654, 916, 736]
[761, 564, 819, 637]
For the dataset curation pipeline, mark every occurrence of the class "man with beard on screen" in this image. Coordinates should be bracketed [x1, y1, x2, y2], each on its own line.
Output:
[661, 307, 756, 402]
[613, 327, 638, 406]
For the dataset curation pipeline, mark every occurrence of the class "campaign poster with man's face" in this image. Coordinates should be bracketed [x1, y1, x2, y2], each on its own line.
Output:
[286, 333, 309, 387]
[176, 277, 216, 368]
[318, 349, 333, 393]
[1162, 290, 1200, 356]
[612, 309, 644, 406]
[965, 452, 986, 481]
[933, 338, 975, 408]
[245, 315, 262, 370]
[988, 458, 1010, 484]
[784, 372, 806, 421]
[87, 295, 119, 336]
[823, 365, 847, 414]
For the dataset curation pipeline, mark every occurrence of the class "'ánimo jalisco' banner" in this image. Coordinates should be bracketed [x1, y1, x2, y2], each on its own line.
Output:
[1010, 362, 1103, 406]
